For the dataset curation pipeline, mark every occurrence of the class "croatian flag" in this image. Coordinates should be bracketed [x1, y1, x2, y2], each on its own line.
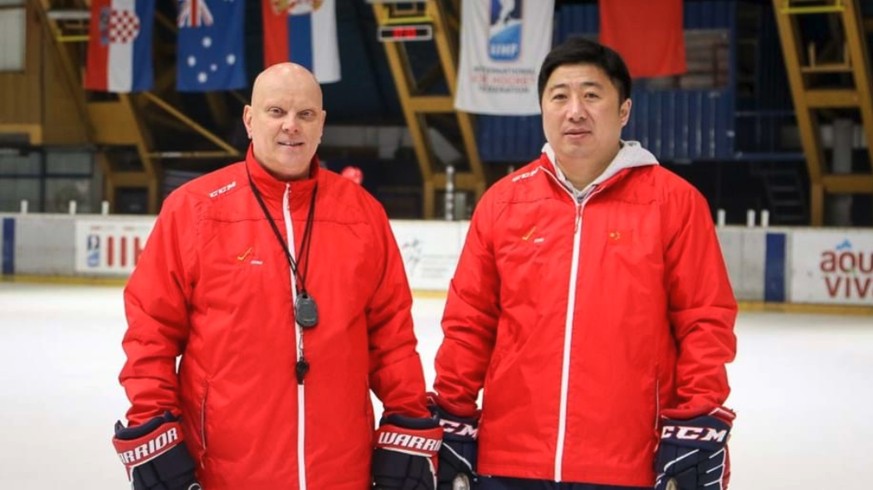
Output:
[177, 0, 247, 91]
[84, 0, 155, 93]
[261, 0, 341, 83]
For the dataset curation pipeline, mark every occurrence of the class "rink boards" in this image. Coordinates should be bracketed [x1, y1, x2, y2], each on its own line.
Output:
[1, 213, 872, 308]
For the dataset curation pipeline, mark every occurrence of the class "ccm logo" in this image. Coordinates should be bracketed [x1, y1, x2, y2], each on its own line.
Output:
[661, 425, 727, 443]
[117, 427, 179, 465]
[209, 181, 237, 198]
[439, 419, 478, 438]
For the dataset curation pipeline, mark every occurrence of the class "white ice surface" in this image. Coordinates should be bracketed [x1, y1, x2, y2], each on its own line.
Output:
[0, 282, 871, 489]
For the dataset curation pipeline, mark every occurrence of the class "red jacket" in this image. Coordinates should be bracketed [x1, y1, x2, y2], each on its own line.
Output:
[434, 143, 737, 487]
[120, 147, 430, 489]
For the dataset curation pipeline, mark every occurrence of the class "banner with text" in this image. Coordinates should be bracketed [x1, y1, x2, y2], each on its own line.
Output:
[790, 229, 873, 305]
[454, 0, 553, 115]
[74, 219, 155, 274]
[391, 220, 469, 291]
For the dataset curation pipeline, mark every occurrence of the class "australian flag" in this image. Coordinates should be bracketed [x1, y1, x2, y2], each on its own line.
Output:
[176, 0, 246, 91]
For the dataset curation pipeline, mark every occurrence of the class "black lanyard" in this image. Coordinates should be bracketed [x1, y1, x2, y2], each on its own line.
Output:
[245, 164, 319, 331]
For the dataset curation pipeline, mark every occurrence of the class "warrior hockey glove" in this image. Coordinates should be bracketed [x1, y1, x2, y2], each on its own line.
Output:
[373, 413, 443, 490]
[432, 404, 478, 490]
[655, 407, 735, 490]
[112, 411, 201, 490]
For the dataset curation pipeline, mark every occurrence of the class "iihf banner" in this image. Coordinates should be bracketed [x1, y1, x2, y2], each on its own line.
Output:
[84, 0, 155, 93]
[176, 0, 247, 91]
[261, 0, 340, 84]
[74, 219, 154, 274]
[454, 0, 553, 115]
[599, 0, 686, 78]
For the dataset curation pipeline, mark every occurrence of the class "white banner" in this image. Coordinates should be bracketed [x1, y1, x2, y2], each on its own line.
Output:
[454, 0, 553, 115]
[790, 229, 873, 305]
[74, 219, 155, 274]
[391, 220, 469, 291]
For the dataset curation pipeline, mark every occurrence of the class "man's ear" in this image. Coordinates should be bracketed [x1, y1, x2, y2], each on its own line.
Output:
[243, 105, 253, 138]
[318, 110, 327, 142]
[619, 99, 632, 127]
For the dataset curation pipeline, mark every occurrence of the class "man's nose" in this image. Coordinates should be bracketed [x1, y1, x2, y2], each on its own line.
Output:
[281, 116, 298, 132]
[567, 97, 587, 121]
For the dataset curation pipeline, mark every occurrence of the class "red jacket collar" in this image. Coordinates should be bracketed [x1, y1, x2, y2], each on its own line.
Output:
[244, 144, 321, 201]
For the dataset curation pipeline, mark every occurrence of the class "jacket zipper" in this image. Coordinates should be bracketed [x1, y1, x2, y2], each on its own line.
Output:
[283, 183, 308, 490]
[554, 201, 583, 482]
[546, 174, 600, 482]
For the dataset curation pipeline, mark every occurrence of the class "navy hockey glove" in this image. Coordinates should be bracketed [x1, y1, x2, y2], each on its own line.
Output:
[433, 404, 478, 490]
[112, 411, 201, 490]
[373, 414, 443, 490]
[655, 408, 735, 490]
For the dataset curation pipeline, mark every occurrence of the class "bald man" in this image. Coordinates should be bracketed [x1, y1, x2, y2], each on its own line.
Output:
[113, 63, 441, 490]
[244, 63, 326, 181]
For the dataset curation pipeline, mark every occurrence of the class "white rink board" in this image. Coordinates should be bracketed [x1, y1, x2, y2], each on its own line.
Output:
[790, 229, 873, 305]
[391, 220, 469, 291]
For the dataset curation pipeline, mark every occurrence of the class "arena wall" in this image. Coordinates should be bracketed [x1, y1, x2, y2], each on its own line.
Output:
[1, 213, 872, 310]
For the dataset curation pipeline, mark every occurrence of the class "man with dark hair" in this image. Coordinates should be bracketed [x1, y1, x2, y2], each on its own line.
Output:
[432, 36, 737, 490]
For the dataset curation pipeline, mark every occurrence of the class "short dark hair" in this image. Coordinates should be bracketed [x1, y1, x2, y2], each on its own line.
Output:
[537, 36, 632, 104]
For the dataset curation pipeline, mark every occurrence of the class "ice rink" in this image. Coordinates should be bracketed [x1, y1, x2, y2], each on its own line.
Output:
[1, 282, 871, 489]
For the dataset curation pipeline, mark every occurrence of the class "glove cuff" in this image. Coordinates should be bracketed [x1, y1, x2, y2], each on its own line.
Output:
[661, 405, 735, 423]
[114, 419, 184, 470]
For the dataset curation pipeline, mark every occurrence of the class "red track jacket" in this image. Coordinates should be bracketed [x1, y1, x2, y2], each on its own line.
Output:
[434, 142, 737, 487]
[120, 148, 430, 489]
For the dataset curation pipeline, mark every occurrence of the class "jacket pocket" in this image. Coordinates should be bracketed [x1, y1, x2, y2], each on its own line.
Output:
[197, 384, 209, 460]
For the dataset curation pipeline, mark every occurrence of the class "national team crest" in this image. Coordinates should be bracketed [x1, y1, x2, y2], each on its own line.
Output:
[270, 0, 324, 15]
[98, 7, 141, 46]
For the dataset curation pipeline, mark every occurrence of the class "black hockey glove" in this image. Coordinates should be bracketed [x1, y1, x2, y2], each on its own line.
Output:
[654, 408, 735, 490]
[373, 413, 443, 490]
[112, 411, 201, 490]
[432, 404, 478, 490]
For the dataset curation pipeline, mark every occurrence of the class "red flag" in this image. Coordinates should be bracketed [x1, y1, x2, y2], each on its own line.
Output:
[599, 0, 686, 78]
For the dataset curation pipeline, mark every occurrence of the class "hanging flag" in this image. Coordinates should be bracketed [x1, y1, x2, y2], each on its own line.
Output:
[261, 0, 340, 84]
[84, 0, 155, 93]
[599, 0, 686, 78]
[455, 0, 554, 115]
[176, 0, 247, 91]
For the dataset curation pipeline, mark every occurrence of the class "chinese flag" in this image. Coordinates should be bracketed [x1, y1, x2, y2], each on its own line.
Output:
[599, 0, 686, 78]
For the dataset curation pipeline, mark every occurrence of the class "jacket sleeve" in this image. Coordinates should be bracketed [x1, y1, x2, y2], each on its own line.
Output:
[433, 193, 502, 418]
[119, 192, 200, 425]
[662, 187, 738, 420]
[366, 206, 430, 419]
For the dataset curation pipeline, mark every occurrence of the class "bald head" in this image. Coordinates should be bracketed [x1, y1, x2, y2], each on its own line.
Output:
[243, 62, 327, 180]
[251, 62, 323, 110]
